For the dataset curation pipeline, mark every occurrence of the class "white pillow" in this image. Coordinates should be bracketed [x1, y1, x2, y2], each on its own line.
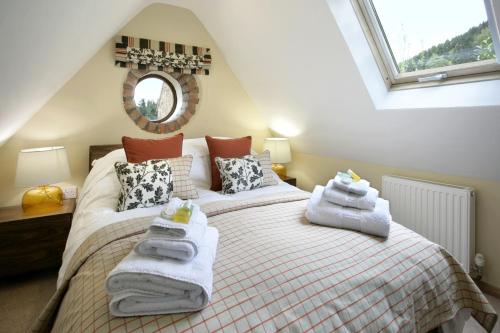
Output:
[79, 149, 125, 208]
[91, 148, 126, 170]
[182, 138, 211, 188]
[189, 155, 211, 189]
[182, 138, 210, 157]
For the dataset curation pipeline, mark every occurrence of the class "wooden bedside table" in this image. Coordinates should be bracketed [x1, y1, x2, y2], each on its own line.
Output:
[0, 199, 76, 278]
[282, 176, 297, 186]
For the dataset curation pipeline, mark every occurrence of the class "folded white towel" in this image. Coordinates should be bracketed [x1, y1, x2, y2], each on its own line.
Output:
[332, 175, 370, 196]
[323, 179, 379, 211]
[106, 227, 219, 317]
[306, 185, 391, 237]
[135, 202, 207, 261]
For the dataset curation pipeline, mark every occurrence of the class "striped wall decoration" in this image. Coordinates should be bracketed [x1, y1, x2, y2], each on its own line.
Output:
[115, 35, 211, 75]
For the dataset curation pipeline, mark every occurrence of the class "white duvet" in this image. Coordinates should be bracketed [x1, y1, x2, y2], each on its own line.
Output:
[58, 145, 301, 287]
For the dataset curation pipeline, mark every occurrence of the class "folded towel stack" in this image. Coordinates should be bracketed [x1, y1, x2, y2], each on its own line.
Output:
[106, 228, 218, 316]
[331, 174, 370, 196]
[106, 198, 219, 317]
[135, 198, 208, 261]
[306, 171, 391, 237]
[324, 178, 378, 210]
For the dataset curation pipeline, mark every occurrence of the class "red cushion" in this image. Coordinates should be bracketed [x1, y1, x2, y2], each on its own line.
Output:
[122, 133, 184, 163]
[205, 136, 252, 191]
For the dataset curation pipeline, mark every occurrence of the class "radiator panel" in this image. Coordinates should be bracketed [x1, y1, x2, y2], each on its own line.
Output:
[382, 175, 475, 272]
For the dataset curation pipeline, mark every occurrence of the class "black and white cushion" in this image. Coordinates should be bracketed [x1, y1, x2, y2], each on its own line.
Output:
[115, 159, 173, 212]
[215, 155, 264, 194]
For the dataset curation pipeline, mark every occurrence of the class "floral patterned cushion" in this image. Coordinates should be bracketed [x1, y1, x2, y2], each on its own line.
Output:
[215, 155, 264, 194]
[115, 159, 173, 212]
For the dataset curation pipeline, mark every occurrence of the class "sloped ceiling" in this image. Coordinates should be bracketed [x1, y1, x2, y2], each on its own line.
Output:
[1, 0, 500, 179]
[0, 0, 151, 144]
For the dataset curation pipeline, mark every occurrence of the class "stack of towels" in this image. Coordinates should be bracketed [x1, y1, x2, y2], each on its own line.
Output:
[306, 170, 392, 237]
[105, 198, 219, 317]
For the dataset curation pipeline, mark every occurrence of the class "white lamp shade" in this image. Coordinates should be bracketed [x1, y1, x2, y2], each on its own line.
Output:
[263, 138, 292, 164]
[15, 146, 71, 187]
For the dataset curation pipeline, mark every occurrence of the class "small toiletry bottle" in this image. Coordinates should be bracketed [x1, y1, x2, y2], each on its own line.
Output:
[161, 200, 179, 219]
[347, 169, 361, 182]
[172, 200, 194, 224]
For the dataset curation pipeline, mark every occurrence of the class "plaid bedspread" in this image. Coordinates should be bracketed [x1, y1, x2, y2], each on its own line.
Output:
[33, 191, 497, 332]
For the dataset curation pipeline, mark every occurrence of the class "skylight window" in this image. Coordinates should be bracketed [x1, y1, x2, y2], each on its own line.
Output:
[355, 0, 500, 87]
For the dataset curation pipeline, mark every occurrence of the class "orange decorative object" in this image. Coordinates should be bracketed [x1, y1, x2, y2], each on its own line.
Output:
[22, 185, 64, 214]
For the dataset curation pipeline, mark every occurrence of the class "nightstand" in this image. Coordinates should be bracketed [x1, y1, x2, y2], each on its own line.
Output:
[283, 176, 297, 186]
[0, 199, 76, 278]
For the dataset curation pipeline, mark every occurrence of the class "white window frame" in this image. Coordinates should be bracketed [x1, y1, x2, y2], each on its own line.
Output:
[353, 0, 500, 89]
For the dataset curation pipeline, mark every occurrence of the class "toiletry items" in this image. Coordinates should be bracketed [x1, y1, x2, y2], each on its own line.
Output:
[172, 200, 194, 224]
[161, 198, 183, 220]
[348, 169, 361, 182]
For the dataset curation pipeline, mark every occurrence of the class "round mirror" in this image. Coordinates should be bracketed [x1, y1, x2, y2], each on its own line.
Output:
[133, 74, 177, 123]
[123, 70, 199, 134]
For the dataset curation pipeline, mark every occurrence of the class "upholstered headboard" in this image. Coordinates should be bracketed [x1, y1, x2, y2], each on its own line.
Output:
[88, 145, 123, 171]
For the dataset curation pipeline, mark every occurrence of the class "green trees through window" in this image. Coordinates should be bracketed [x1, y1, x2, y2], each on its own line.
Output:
[398, 21, 495, 73]
[134, 76, 177, 122]
[137, 99, 158, 121]
[363, 0, 500, 84]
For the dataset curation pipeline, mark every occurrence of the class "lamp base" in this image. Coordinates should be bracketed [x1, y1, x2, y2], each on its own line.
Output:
[22, 185, 63, 214]
[272, 163, 287, 180]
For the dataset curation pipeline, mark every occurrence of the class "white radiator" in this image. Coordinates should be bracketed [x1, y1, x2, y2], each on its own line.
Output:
[382, 175, 475, 272]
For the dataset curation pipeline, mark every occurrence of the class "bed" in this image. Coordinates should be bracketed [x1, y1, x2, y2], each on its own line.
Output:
[33, 139, 498, 332]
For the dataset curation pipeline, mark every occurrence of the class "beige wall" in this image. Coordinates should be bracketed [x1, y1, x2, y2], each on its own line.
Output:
[0, 3, 269, 206]
[288, 152, 500, 289]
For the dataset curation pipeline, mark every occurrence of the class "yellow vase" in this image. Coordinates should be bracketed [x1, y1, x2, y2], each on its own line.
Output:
[22, 185, 63, 214]
[272, 163, 287, 180]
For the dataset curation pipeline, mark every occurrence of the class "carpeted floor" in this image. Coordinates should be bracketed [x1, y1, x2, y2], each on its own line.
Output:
[0, 269, 57, 333]
[0, 270, 498, 333]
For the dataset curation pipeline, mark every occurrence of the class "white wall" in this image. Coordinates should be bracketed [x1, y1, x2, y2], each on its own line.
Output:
[2, 0, 499, 179]
[165, 0, 500, 180]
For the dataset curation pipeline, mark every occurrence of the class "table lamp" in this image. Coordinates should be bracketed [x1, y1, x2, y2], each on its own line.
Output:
[15, 146, 71, 214]
[263, 138, 291, 180]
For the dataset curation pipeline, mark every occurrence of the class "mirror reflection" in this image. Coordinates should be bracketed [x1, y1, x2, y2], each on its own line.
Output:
[134, 75, 177, 122]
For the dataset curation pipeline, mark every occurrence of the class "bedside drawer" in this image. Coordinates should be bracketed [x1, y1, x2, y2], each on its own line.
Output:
[283, 177, 297, 186]
[0, 214, 72, 277]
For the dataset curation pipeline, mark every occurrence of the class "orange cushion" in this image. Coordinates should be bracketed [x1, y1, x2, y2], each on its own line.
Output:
[205, 136, 252, 191]
[122, 133, 184, 163]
